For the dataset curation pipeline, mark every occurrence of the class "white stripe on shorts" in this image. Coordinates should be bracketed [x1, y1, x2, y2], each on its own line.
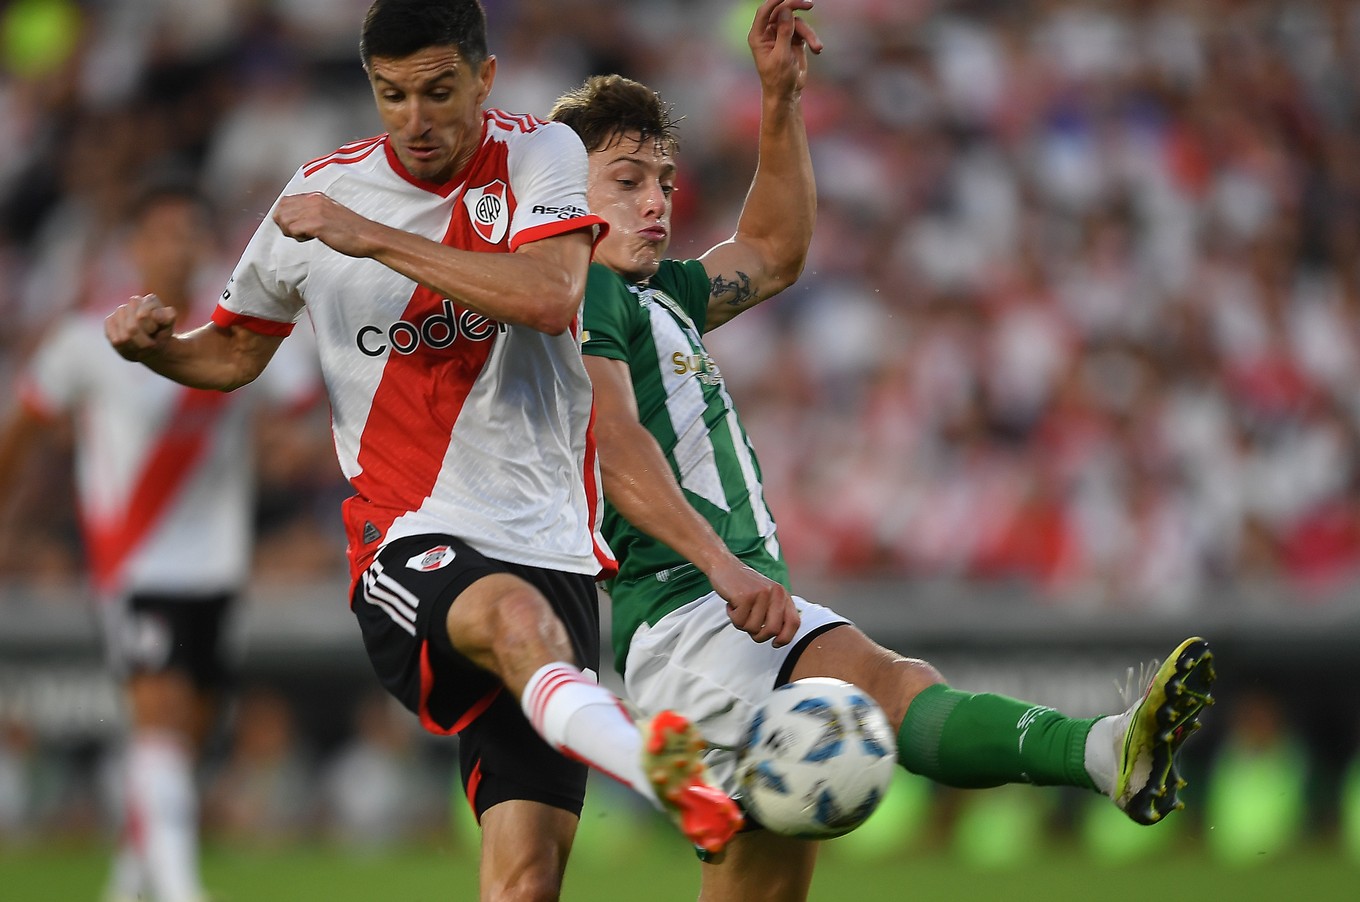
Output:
[362, 566, 417, 635]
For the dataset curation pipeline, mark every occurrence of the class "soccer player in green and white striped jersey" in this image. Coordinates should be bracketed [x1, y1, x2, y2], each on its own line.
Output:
[553, 2, 1215, 899]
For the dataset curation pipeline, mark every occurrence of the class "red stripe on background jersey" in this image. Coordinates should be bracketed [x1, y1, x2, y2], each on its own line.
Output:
[83, 387, 230, 593]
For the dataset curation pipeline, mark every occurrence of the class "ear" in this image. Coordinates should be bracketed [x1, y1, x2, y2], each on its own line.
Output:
[476, 56, 497, 104]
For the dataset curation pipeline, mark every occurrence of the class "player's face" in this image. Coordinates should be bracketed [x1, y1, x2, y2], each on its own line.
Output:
[130, 199, 212, 292]
[586, 131, 675, 283]
[368, 46, 495, 184]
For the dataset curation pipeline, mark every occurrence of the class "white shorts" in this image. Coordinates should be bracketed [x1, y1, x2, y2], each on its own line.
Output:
[623, 592, 850, 791]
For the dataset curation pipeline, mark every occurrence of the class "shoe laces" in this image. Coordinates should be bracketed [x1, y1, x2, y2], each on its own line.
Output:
[1116, 656, 1161, 709]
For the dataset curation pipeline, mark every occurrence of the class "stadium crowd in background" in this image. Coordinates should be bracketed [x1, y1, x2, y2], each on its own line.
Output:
[5, 0, 1360, 609]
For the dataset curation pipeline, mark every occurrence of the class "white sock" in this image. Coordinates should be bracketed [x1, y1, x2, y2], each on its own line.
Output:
[104, 842, 145, 902]
[520, 663, 658, 806]
[125, 732, 205, 902]
[1083, 711, 1129, 797]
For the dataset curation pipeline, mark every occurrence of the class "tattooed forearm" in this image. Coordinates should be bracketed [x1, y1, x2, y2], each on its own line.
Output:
[711, 271, 755, 307]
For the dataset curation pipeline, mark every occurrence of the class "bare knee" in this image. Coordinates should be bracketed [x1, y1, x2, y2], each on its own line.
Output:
[484, 589, 571, 668]
[482, 866, 565, 902]
[446, 575, 572, 692]
[840, 654, 942, 729]
[127, 671, 201, 736]
[788, 625, 943, 728]
[885, 657, 945, 725]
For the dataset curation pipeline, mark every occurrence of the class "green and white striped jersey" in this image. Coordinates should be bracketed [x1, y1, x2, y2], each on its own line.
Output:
[582, 259, 788, 671]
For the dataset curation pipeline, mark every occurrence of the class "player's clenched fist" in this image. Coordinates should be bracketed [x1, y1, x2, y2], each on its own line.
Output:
[273, 192, 375, 258]
[105, 294, 177, 361]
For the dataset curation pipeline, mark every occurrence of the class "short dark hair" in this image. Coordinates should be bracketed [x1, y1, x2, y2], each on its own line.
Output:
[548, 75, 680, 156]
[360, 0, 488, 68]
[127, 171, 213, 228]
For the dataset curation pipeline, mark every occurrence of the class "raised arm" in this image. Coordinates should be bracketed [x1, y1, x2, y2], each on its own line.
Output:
[272, 195, 595, 336]
[698, 0, 821, 330]
[584, 354, 799, 646]
[105, 295, 285, 391]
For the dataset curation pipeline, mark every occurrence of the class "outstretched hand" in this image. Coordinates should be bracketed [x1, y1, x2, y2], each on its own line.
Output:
[105, 294, 177, 362]
[709, 557, 801, 647]
[748, 0, 823, 98]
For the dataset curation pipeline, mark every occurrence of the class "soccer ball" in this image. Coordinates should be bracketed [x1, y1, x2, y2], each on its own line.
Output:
[735, 677, 897, 839]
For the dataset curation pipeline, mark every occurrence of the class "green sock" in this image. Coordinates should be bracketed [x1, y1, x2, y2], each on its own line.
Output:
[897, 684, 1098, 790]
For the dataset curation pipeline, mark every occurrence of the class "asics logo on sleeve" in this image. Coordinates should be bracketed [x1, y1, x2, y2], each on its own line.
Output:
[355, 298, 506, 357]
[531, 203, 588, 220]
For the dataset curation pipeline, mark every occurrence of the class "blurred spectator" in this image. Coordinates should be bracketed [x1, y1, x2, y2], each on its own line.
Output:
[2, 0, 1360, 621]
[318, 691, 446, 849]
[203, 685, 315, 844]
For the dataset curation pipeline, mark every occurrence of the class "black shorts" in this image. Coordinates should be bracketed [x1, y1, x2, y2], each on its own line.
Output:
[352, 534, 600, 817]
[103, 591, 236, 692]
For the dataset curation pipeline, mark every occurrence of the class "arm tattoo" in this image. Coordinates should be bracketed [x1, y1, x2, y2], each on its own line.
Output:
[711, 271, 755, 308]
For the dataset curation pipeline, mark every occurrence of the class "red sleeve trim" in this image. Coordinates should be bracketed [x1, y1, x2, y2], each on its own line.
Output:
[211, 306, 296, 337]
[509, 215, 610, 252]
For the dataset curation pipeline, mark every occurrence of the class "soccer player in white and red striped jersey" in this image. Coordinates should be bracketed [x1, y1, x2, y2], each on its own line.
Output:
[104, 1, 740, 896]
[0, 177, 320, 902]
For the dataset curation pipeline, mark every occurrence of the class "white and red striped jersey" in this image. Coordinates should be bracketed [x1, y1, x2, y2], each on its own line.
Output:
[213, 111, 617, 588]
[19, 296, 318, 598]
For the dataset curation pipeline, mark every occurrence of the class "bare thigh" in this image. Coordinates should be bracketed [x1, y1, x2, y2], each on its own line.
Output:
[445, 572, 575, 697]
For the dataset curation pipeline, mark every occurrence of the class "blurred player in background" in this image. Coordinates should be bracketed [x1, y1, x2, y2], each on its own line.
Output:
[105, 1, 741, 898]
[553, 2, 1217, 899]
[0, 176, 319, 902]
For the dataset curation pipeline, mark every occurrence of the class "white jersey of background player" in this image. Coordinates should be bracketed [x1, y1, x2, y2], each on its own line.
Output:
[20, 304, 318, 597]
[2, 179, 320, 902]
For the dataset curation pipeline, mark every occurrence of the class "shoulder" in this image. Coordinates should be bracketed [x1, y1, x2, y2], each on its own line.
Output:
[586, 261, 627, 295]
[294, 134, 389, 187]
[584, 263, 638, 318]
[583, 264, 642, 351]
[655, 259, 709, 301]
[26, 309, 126, 381]
[41, 309, 109, 351]
[649, 260, 711, 331]
[484, 109, 550, 136]
[489, 112, 587, 161]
